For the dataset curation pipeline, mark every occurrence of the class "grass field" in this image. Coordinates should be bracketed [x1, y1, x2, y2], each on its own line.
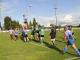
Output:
[0, 29, 80, 60]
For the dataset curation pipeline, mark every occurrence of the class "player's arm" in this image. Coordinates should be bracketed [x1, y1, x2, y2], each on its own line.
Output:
[64, 32, 67, 42]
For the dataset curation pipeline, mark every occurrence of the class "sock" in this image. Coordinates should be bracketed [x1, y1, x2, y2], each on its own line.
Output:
[74, 48, 80, 55]
[64, 47, 67, 53]
[40, 37, 43, 44]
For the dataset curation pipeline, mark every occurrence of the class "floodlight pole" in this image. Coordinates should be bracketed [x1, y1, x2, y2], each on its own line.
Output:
[28, 0, 32, 20]
[54, 8, 58, 26]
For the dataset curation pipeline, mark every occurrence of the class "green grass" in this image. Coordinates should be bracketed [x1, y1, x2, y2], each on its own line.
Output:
[0, 29, 80, 60]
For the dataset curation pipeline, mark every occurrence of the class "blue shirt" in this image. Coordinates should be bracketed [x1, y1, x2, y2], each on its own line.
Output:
[65, 30, 73, 40]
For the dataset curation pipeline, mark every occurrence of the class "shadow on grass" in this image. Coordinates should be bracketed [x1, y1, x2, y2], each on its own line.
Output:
[43, 41, 76, 56]
[66, 52, 76, 56]
[43, 41, 63, 54]
[56, 37, 66, 44]
[31, 39, 40, 43]
[56, 40, 65, 43]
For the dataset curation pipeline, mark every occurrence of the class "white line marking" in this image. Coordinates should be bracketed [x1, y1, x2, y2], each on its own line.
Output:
[64, 57, 80, 60]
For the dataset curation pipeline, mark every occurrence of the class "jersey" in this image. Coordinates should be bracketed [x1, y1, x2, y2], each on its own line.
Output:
[40, 29, 44, 35]
[50, 29, 56, 39]
[22, 29, 28, 36]
[65, 30, 75, 45]
[65, 30, 73, 40]
[14, 30, 18, 35]
[9, 29, 14, 35]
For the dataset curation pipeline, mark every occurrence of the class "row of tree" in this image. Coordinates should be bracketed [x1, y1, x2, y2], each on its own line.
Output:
[4, 16, 21, 30]
[29, 18, 42, 29]
[4, 16, 40, 30]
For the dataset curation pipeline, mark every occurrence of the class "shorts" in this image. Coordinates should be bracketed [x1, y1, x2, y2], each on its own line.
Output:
[51, 39, 55, 42]
[22, 34, 28, 37]
[40, 35, 44, 37]
[51, 36, 55, 39]
[15, 35, 18, 38]
[67, 39, 75, 45]
[36, 30, 39, 33]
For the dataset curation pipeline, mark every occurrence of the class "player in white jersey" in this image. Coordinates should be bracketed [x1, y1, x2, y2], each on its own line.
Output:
[9, 28, 14, 40]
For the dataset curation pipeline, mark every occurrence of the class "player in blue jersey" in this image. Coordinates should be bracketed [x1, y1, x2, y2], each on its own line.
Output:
[63, 25, 80, 57]
[22, 27, 29, 42]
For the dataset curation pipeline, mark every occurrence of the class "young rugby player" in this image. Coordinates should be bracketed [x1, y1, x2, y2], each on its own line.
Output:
[9, 28, 14, 40]
[40, 27, 44, 44]
[22, 27, 29, 42]
[50, 28, 56, 45]
[63, 25, 80, 57]
[14, 28, 18, 40]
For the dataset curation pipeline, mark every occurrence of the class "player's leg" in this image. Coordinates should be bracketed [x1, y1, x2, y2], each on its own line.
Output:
[38, 33, 40, 41]
[72, 43, 80, 56]
[37, 33, 39, 41]
[33, 34, 35, 40]
[63, 44, 68, 53]
[10, 34, 13, 39]
[35, 33, 37, 40]
[23, 35, 27, 42]
[24, 37, 26, 42]
[51, 39, 55, 45]
[27, 35, 29, 42]
[15, 35, 18, 40]
[13, 34, 15, 40]
[40, 36, 43, 44]
[16, 35, 18, 40]
[53, 38, 56, 44]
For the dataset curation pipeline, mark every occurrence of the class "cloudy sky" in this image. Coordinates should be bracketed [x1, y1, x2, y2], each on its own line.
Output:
[0, 0, 80, 26]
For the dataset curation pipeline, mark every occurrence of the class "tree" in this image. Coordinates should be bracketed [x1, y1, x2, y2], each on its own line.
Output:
[4, 16, 12, 30]
[4, 16, 21, 30]
[33, 18, 37, 28]
[29, 21, 32, 29]
[11, 20, 21, 29]
[16, 21, 21, 28]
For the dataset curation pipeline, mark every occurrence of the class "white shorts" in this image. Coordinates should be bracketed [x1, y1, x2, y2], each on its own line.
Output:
[51, 39, 55, 42]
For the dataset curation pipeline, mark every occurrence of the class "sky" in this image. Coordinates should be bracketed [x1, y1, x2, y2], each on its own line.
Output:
[0, 0, 80, 26]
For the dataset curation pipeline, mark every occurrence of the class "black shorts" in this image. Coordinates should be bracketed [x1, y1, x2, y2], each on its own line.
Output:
[40, 35, 44, 37]
[36, 30, 39, 33]
[15, 35, 18, 38]
[22, 34, 28, 37]
[51, 36, 55, 39]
